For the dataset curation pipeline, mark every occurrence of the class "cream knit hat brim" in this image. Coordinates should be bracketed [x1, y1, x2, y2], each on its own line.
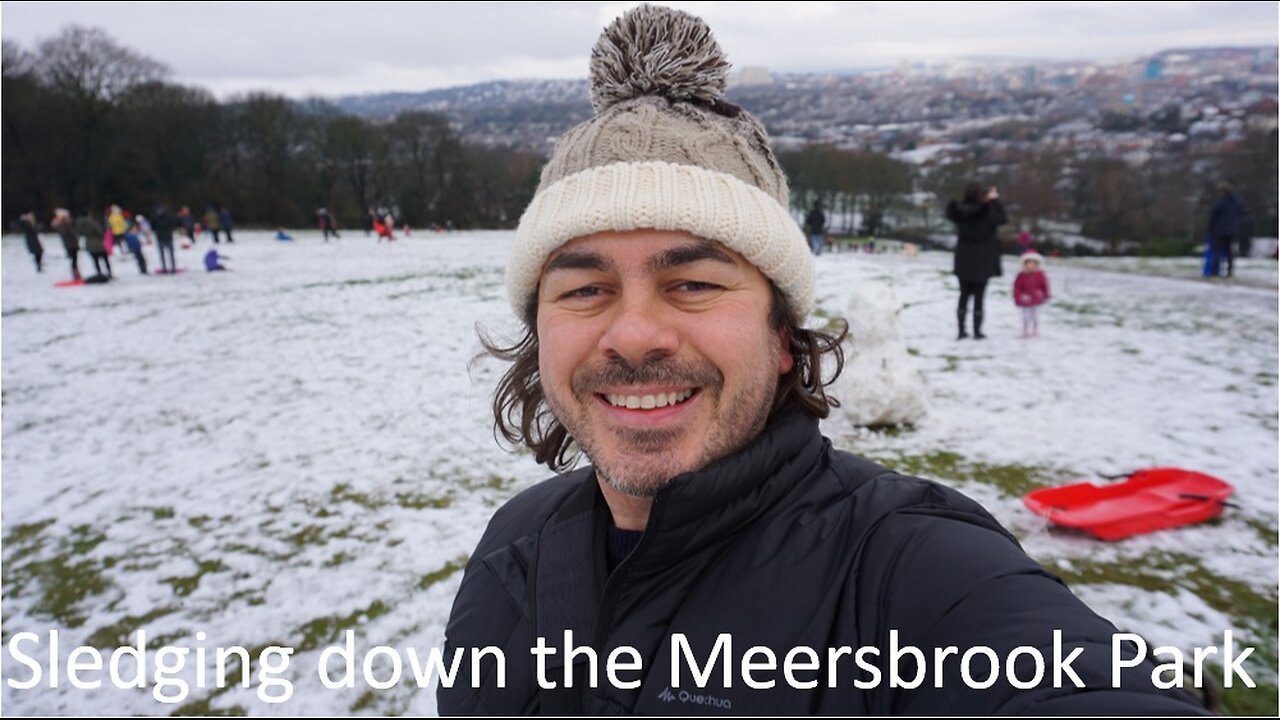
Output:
[508, 159, 813, 323]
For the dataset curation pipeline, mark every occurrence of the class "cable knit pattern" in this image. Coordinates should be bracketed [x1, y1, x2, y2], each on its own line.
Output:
[509, 160, 812, 322]
[538, 97, 788, 205]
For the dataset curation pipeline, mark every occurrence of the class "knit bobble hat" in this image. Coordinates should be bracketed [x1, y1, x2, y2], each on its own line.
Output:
[507, 3, 813, 325]
[1020, 250, 1045, 268]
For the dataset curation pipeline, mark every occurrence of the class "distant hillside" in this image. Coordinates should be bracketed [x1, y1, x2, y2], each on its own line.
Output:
[329, 46, 1277, 155]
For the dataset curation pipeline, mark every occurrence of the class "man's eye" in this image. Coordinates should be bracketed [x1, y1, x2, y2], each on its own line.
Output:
[675, 281, 720, 293]
[560, 286, 603, 300]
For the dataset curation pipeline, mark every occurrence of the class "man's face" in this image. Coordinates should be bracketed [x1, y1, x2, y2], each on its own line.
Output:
[536, 229, 793, 497]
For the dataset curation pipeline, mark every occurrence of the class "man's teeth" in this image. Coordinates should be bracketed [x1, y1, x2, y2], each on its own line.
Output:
[606, 389, 695, 409]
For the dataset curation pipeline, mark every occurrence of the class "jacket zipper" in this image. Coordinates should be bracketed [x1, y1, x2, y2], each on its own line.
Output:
[589, 494, 669, 678]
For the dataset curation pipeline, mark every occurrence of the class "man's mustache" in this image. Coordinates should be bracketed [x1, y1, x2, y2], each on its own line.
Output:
[571, 356, 724, 397]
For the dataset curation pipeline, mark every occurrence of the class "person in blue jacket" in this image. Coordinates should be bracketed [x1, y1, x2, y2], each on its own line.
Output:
[204, 248, 228, 272]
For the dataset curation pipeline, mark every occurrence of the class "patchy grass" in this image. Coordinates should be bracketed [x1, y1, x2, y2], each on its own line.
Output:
[296, 600, 391, 650]
[1242, 516, 1278, 546]
[302, 273, 424, 290]
[869, 449, 1064, 497]
[324, 552, 353, 568]
[173, 697, 247, 716]
[351, 690, 380, 712]
[329, 482, 382, 511]
[3, 519, 57, 564]
[418, 557, 468, 591]
[163, 559, 230, 597]
[1052, 551, 1278, 716]
[1213, 665, 1279, 716]
[86, 605, 179, 648]
[455, 473, 516, 494]
[395, 492, 453, 510]
[4, 526, 113, 628]
[864, 424, 917, 438]
[1053, 300, 1123, 328]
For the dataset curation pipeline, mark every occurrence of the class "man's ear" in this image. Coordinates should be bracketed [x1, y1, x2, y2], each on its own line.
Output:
[777, 327, 794, 375]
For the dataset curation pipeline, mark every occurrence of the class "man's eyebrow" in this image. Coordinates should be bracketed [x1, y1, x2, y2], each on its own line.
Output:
[646, 240, 737, 273]
[544, 250, 613, 274]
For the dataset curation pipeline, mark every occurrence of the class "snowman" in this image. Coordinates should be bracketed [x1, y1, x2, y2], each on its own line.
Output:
[837, 282, 928, 427]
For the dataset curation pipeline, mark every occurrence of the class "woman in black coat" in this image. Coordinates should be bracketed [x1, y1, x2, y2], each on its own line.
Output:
[946, 182, 1006, 339]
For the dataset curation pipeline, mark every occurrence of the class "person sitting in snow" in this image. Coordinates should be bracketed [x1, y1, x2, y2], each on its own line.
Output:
[1013, 250, 1050, 338]
[204, 248, 229, 272]
[275, 227, 294, 241]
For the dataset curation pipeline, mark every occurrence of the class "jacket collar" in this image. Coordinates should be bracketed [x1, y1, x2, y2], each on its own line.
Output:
[630, 407, 828, 578]
[531, 407, 827, 666]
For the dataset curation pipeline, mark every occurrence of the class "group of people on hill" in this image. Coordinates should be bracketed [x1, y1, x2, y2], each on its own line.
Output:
[802, 189, 1052, 340]
[944, 180, 1254, 339]
[945, 183, 1049, 340]
[18, 203, 236, 283]
[804, 178, 1253, 341]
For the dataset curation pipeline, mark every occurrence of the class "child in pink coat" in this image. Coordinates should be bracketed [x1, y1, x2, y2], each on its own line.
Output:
[1013, 251, 1050, 337]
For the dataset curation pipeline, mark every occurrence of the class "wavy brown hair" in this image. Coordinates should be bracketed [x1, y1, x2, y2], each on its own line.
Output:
[477, 283, 848, 472]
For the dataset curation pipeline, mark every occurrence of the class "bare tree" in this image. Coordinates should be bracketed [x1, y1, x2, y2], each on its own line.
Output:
[2, 39, 34, 79]
[35, 25, 168, 211]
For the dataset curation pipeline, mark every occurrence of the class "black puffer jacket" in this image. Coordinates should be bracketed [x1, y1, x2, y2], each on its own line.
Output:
[439, 410, 1203, 715]
[947, 199, 1006, 282]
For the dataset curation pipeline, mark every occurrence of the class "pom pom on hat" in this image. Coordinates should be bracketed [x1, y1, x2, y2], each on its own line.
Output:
[589, 4, 729, 112]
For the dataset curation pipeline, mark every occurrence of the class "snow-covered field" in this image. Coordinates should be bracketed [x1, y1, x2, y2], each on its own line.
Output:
[3, 231, 1276, 714]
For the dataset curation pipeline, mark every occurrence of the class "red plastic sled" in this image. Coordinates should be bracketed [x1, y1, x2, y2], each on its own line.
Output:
[1023, 468, 1234, 540]
[54, 279, 84, 288]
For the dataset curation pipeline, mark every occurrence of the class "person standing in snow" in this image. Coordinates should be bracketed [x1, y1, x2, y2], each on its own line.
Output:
[805, 199, 826, 256]
[317, 207, 339, 241]
[1208, 181, 1249, 278]
[123, 224, 148, 275]
[107, 205, 128, 257]
[177, 206, 196, 244]
[946, 182, 1006, 340]
[203, 205, 223, 244]
[219, 206, 235, 243]
[19, 211, 44, 272]
[52, 209, 81, 281]
[152, 205, 178, 273]
[76, 212, 111, 279]
[1013, 250, 1050, 338]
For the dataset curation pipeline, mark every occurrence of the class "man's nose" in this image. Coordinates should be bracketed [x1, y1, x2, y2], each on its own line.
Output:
[598, 292, 680, 366]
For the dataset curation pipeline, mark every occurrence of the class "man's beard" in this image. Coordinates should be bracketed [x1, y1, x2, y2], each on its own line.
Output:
[547, 352, 779, 498]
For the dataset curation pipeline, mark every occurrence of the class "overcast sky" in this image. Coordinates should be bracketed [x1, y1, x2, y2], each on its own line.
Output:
[3, 1, 1276, 99]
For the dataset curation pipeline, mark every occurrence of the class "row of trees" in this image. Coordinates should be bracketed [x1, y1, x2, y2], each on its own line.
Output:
[3, 26, 542, 229]
[782, 129, 1277, 254]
